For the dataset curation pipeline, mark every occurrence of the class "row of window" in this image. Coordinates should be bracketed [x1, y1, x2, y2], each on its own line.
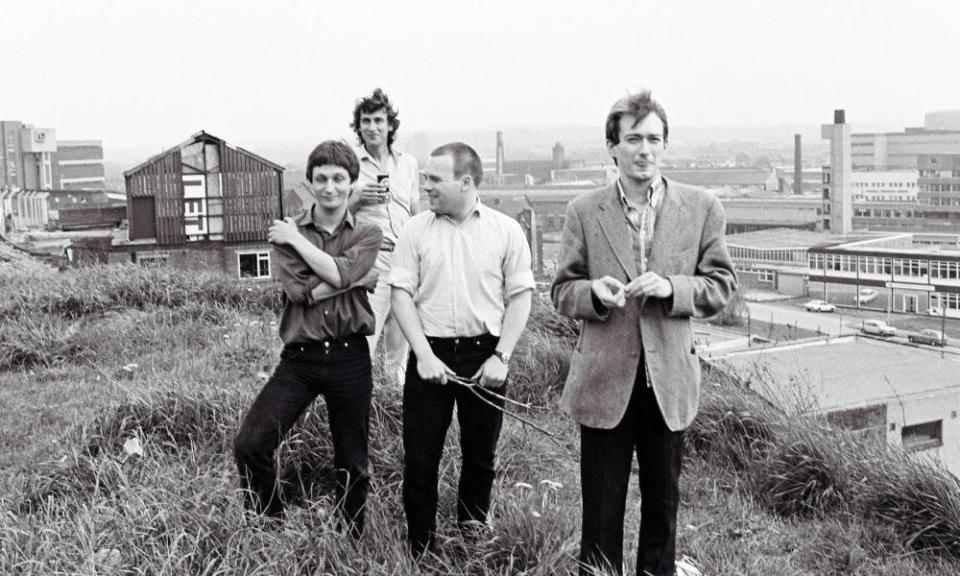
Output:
[920, 197, 960, 206]
[919, 170, 960, 178]
[853, 195, 913, 203]
[728, 245, 807, 264]
[853, 181, 917, 188]
[808, 254, 960, 279]
[853, 208, 916, 218]
[931, 292, 960, 310]
[921, 184, 960, 192]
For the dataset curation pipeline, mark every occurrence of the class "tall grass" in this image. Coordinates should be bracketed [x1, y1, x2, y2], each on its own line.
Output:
[3, 264, 960, 574]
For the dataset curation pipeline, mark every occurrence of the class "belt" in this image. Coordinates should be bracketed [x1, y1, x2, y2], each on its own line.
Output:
[425, 334, 498, 348]
[285, 333, 367, 354]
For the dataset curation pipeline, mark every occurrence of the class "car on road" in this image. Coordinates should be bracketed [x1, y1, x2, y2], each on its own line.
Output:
[908, 329, 946, 347]
[804, 300, 836, 313]
[862, 319, 896, 336]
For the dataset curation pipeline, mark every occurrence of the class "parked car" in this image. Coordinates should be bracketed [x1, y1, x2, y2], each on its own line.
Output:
[908, 329, 946, 347]
[862, 319, 896, 337]
[857, 288, 878, 304]
[927, 306, 944, 317]
[804, 300, 836, 313]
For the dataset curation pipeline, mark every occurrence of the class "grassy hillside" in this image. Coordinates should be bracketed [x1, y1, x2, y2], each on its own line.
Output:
[2, 263, 959, 575]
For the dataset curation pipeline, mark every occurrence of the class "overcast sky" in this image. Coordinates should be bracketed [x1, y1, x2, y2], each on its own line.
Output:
[3, 0, 959, 152]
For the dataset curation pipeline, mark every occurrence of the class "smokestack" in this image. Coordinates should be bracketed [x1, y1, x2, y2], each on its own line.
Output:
[496, 131, 504, 177]
[794, 134, 802, 195]
[552, 142, 565, 170]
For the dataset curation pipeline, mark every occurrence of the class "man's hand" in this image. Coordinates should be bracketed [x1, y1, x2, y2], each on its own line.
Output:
[472, 355, 508, 388]
[357, 267, 380, 292]
[417, 352, 456, 385]
[268, 217, 301, 246]
[591, 276, 626, 308]
[624, 271, 673, 299]
[357, 182, 391, 205]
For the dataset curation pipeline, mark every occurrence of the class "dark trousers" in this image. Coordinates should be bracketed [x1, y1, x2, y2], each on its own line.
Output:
[402, 334, 505, 556]
[578, 361, 684, 576]
[234, 334, 372, 538]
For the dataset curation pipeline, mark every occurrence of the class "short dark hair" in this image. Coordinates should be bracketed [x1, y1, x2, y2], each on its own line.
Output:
[351, 88, 401, 150]
[605, 90, 669, 146]
[431, 142, 483, 187]
[305, 140, 359, 183]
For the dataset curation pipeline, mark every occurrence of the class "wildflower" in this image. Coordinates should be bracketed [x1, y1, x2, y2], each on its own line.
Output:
[123, 437, 143, 457]
[513, 481, 533, 491]
[121, 363, 139, 373]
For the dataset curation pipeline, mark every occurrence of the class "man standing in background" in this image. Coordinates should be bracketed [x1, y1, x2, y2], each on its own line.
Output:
[350, 88, 420, 388]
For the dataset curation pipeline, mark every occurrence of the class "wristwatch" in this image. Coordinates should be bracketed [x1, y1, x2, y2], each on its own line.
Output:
[492, 350, 511, 365]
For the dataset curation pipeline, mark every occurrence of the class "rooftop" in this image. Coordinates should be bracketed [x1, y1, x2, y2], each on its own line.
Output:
[725, 228, 876, 250]
[720, 337, 960, 412]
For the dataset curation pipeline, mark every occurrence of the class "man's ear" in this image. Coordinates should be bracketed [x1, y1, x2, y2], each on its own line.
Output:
[460, 175, 473, 191]
[606, 140, 618, 166]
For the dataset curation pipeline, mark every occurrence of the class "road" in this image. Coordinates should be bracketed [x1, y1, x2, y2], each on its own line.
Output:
[745, 301, 959, 351]
[746, 302, 857, 337]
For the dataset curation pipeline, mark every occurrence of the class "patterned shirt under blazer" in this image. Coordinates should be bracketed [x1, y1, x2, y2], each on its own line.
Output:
[551, 178, 737, 431]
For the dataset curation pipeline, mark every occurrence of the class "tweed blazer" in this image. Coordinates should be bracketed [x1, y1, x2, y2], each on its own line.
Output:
[551, 178, 736, 431]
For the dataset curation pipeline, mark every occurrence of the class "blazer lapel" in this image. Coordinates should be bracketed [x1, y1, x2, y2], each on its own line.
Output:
[597, 184, 639, 280]
[647, 177, 690, 273]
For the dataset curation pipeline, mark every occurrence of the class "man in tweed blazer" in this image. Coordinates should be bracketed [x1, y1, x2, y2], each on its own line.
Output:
[551, 91, 736, 576]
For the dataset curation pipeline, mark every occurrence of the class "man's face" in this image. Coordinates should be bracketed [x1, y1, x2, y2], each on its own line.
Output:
[309, 164, 353, 212]
[607, 113, 665, 185]
[421, 154, 463, 215]
[359, 109, 389, 149]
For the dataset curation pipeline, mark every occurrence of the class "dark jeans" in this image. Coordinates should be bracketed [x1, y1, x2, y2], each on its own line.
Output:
[402, 334, 505, 557]
[578, 360, 684, 576]
[234, 334, 372, 538]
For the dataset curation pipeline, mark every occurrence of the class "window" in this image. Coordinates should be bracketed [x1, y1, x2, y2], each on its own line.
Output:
[137, 252, 169, 267]
[758, 270, 775, 284]
[238, 251, 271, 280]
[901, 420, 943, 452]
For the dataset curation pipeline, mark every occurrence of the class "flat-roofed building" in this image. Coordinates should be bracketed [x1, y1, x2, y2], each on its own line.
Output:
[663, 167, 778, 193]
[721, 337, 960, 476]
[808, 232, 960, 316]
[54, 140, 106, 190]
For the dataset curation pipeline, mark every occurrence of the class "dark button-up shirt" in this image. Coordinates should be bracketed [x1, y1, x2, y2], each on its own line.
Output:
[275, 206, 383, 344]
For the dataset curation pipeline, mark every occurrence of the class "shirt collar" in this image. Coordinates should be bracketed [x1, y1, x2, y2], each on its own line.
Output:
[355, 143, 402, 164]
[616, 172, 664, 210]
[295, 203, 355, 231]
[435, 196, 484, 223]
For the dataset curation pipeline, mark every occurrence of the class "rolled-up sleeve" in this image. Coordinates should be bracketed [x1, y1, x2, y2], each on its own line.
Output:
[329, 223, 383, 289]
[502, 220, 536, 297]
[275, 244, 323, 304]
[388, 221, 420, 296]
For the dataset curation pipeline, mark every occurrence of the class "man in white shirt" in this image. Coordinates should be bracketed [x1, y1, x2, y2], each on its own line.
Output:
[350, 88, 420, 388]
[389, 142, 535, 557]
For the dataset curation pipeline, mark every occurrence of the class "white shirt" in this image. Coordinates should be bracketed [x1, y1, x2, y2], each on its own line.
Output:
[388, 199, 536, 338]
[352, 145, 419, 245]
